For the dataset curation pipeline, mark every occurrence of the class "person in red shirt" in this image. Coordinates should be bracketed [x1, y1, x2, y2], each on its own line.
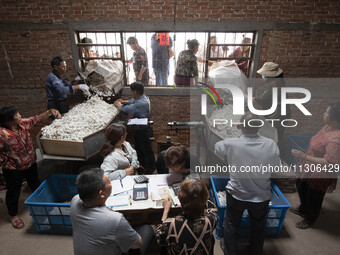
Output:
[0, 105, 60, 229]
[291, 103, 340, 229]
[228, 37, 251, 75]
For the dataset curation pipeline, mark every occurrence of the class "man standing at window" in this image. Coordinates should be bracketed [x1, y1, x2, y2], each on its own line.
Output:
[127, 37, 150, 86]
[151, 33, 174, 85]
[114, 82, 155, 174]
[45, 56, 88, 114]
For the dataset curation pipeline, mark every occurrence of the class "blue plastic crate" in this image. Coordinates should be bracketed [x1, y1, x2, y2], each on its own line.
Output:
[285, 135, 312, 166]
[24, 174, 78, 235]
[210, 175, 290, 239]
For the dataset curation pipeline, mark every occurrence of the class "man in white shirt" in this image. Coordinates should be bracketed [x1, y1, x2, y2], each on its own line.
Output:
[215, 112, 281, 255]
[70, 168, 153, 255]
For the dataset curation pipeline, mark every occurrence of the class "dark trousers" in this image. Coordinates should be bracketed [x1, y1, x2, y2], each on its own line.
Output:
[134, 126, 155, 174]
[296, 178, 325, 225]
[2, 163, 40, 216]
[127, 225, 155, 255]
[48, 100, 69, 114]
[174, 75, 193, 86]
[224, 192, 269, 255]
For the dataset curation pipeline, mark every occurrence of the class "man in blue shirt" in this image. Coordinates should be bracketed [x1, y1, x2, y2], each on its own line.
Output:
[151, 33, 173, 85]
[45, 56, 88, 114]
[114, 82, 155, 174]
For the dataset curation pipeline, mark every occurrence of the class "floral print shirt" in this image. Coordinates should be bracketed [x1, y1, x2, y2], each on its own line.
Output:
[0, 116, 39, 170]
[156, 199, 217, 255]
[175, 50, 198, 77]
[228, 46, 249, 75]
[132, 46, 149, 85]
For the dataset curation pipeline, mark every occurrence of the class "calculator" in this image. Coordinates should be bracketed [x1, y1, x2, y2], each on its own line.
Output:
[172, 182, 181, 196]
[134, 175, 149, 184]
[133, 183, 148, 201]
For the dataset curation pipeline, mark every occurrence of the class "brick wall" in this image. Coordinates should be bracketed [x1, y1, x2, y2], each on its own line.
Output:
[260, 30, 340, 78]
[1, 0, 339, 23]
[1, 0, 340, 145]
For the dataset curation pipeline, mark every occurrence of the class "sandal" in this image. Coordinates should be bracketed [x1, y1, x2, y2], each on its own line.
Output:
[289, 207, 305, 217]
[296, 220, 311, 229]
[11, 218, 25, 229]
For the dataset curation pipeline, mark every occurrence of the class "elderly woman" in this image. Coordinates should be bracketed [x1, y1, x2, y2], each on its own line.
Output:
[228, 37, 251, 75]
[174, 39, 199, 86]
[0, 105, 60, 229]
[291, 102, 340, 229]
[99, 123, 139, 181]
[156, 179, 217, 254]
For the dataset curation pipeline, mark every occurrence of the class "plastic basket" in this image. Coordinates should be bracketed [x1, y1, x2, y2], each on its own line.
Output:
[285, 135, 312, 166]
[210, 176, 290, 239]
[24, 174, 78, 235]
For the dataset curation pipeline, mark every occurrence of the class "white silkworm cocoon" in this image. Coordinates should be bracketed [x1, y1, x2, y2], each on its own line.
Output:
[208, 105, 242, 139]
[217, 191, 227, 206]
[41, 96, 117, 141]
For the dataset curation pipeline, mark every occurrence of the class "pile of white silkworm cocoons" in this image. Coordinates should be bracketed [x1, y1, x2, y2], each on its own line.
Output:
[41, 96, 117, 141]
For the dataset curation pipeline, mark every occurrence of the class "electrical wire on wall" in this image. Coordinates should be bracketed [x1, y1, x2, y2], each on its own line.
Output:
[1, 42, 14, 79]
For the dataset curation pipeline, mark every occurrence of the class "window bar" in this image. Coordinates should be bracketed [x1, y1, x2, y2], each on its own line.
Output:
[104, 32, 109, 57]
[120, 32, 128, 86]
[94, 33, 99, 56]
[204, 33, 211, 78]
[223, 33, 227, 57]
[76, 33, 85, 71]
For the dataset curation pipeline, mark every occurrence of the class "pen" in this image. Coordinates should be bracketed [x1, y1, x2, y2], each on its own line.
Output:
[120, 179, 124, 188]
[129, 195, 132, 205]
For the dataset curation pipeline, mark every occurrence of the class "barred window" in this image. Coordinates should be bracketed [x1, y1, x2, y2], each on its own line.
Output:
[75, 31, 256, 86]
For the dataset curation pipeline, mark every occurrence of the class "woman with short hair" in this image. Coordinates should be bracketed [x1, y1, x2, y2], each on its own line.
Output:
[0, 105, 60, 229]
[291, 102, 340, 229]
[174, 39, 200, 86]
[156, 179, 217, 254]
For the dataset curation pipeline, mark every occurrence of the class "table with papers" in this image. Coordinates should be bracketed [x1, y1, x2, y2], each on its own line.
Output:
[106, 174, 184, 225]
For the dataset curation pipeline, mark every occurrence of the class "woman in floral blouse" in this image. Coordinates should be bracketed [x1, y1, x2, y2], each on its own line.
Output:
[156, 179, 217, 254]
[0, 105, 60, 229]
[291, 102, 340, 229]
[174, 39, 199, 86]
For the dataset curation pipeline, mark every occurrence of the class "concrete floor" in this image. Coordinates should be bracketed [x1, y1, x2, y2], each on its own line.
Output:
[0, 157, 339, 255]
[1, 181, 340, 255]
